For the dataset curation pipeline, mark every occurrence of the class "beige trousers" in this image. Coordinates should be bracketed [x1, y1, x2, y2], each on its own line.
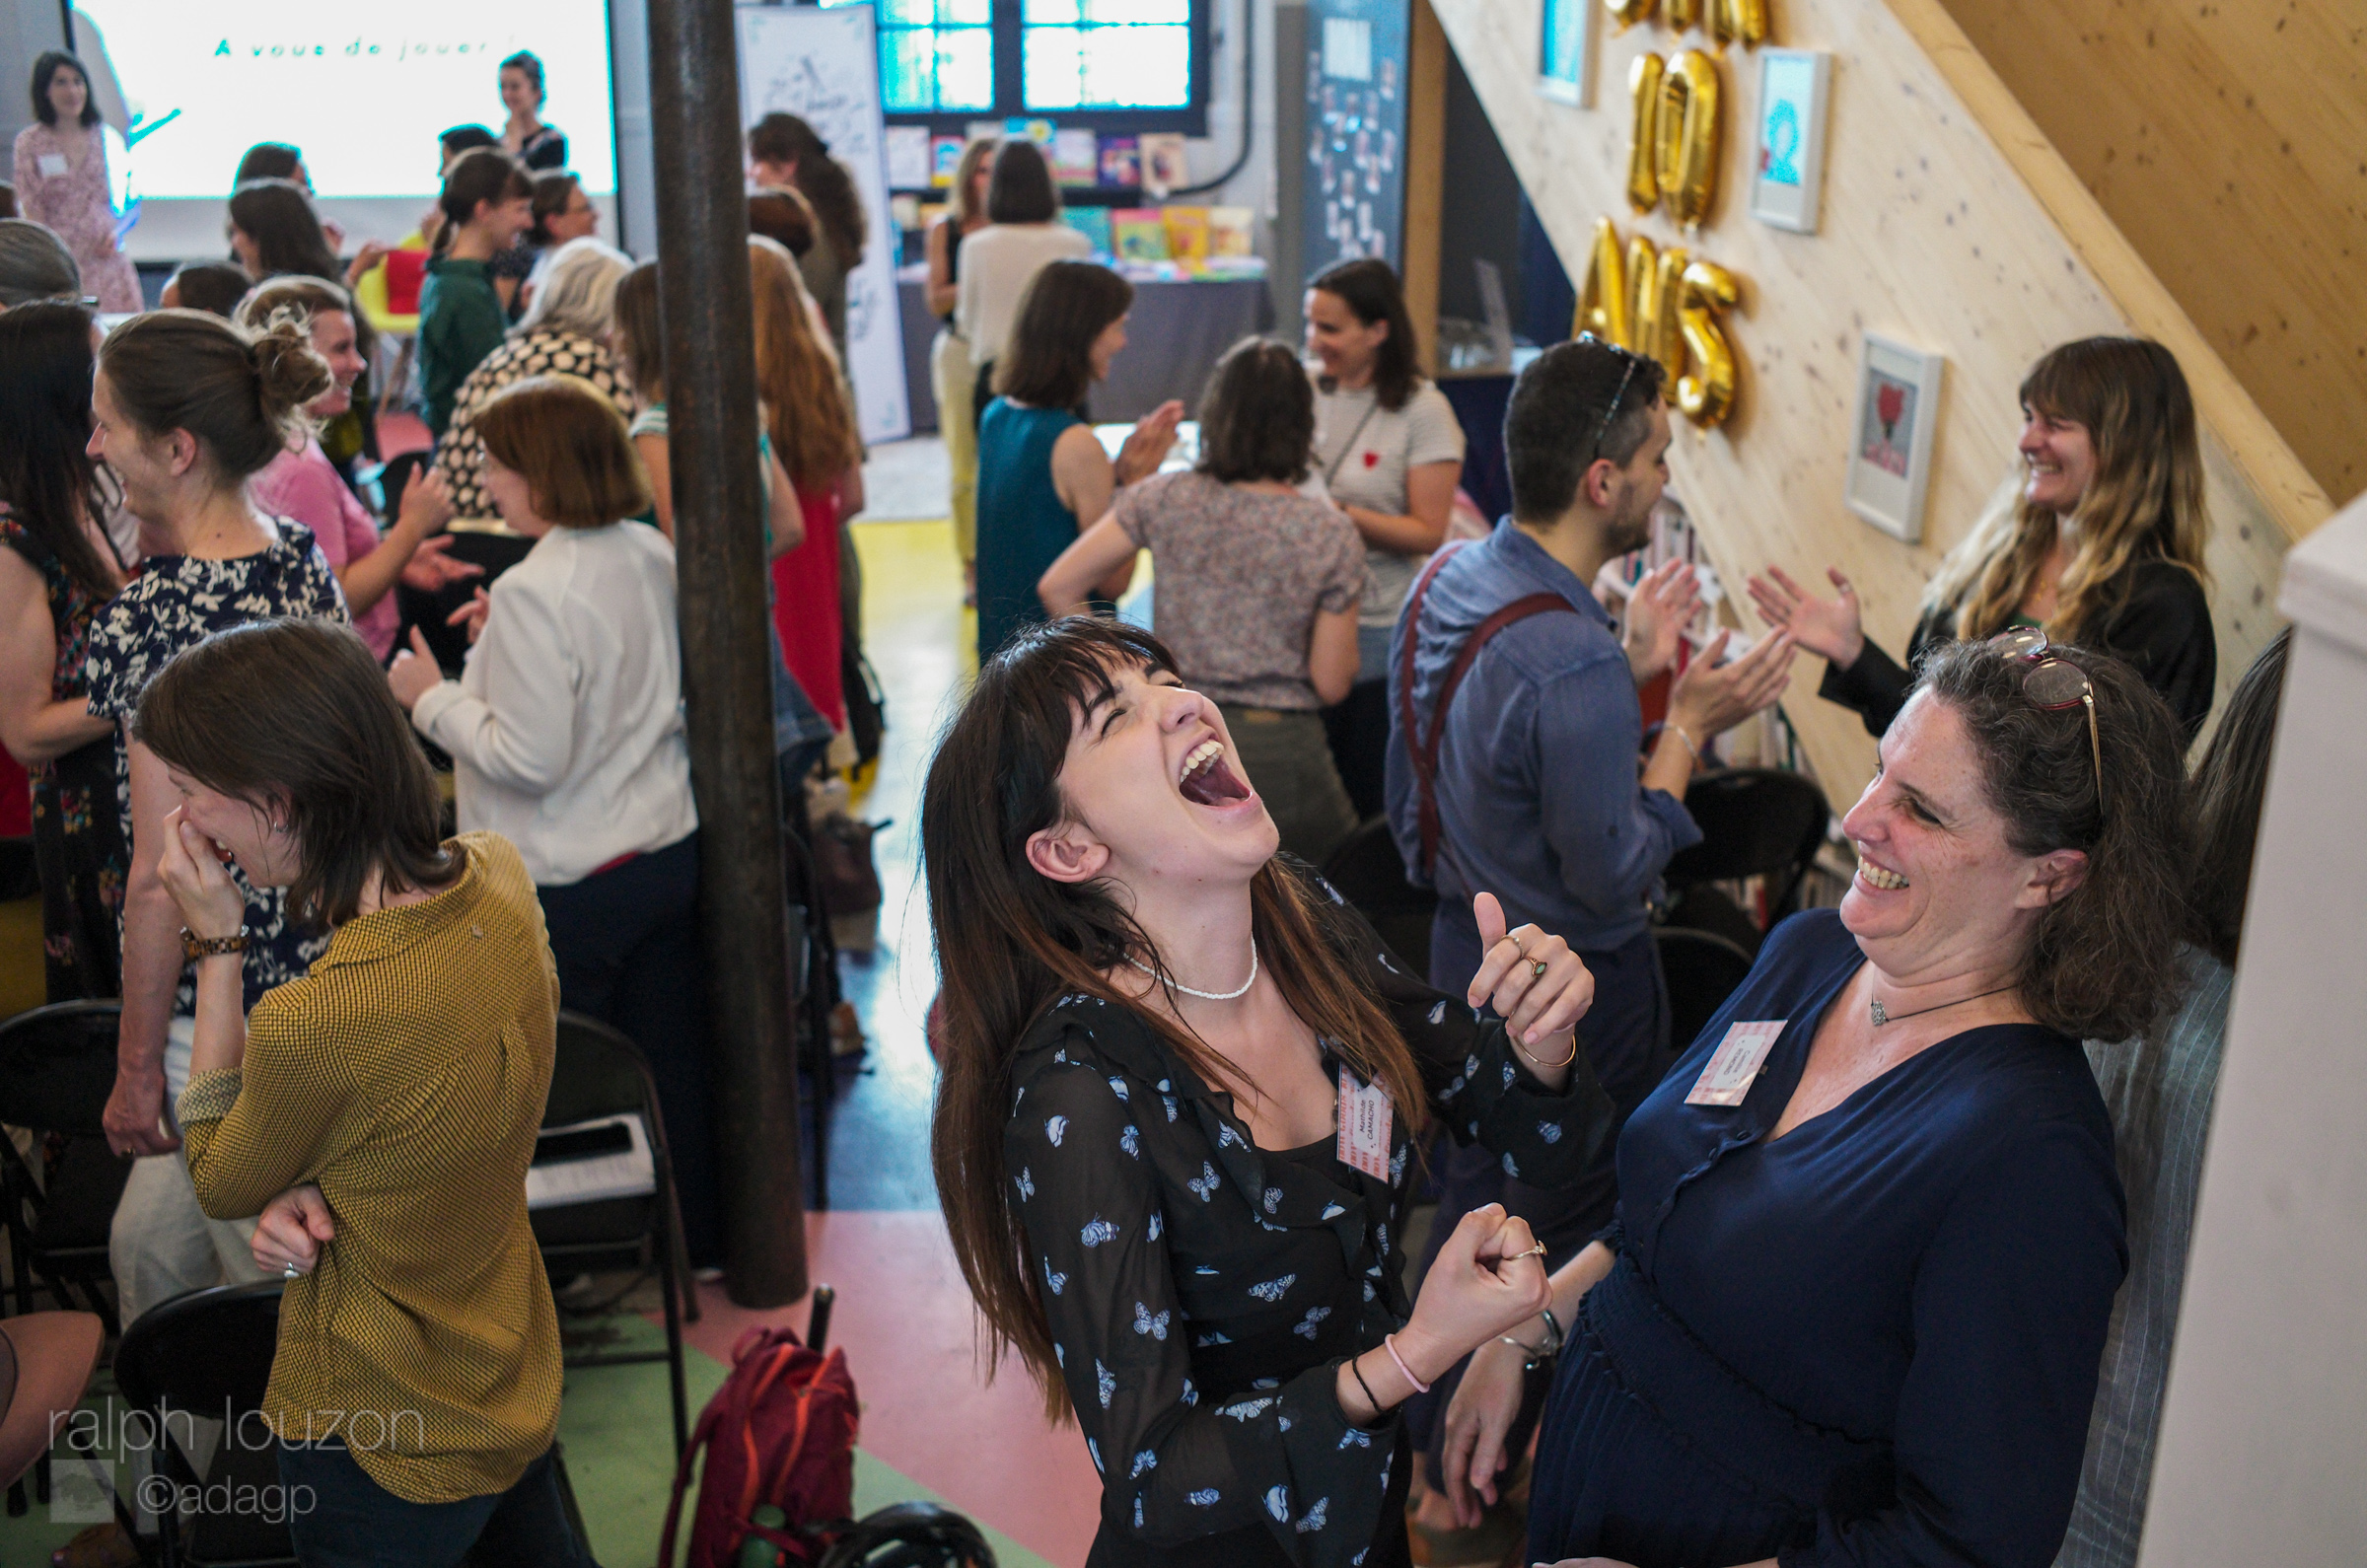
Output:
[930, 326, 979, 564]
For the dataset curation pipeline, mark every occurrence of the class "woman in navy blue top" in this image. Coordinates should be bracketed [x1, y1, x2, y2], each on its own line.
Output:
[972, 259, 1181, 661]
[1438, 637, 2200, 1568]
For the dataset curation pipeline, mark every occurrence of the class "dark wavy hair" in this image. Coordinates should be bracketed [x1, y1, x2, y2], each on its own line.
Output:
[1913, 639, 2195, 1041]
[747, 113, 867, 264]
[131, 619, 460, 930]
[0, 302, 118, 602]
[30, 52, 99, 128]
[1195, 336, 1315, 485]
[1310, 257, 1420, 411]
[993, 260, 1130, 412]
[2188, 628, 2288, 966]
[922, 615, 1431, 1420]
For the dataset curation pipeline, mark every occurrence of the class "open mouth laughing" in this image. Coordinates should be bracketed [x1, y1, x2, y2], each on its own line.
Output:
[1178, 737, 1254, 807]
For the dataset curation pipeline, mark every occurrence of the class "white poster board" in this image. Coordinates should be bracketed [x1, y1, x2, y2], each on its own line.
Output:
[736, 4, 910, 445]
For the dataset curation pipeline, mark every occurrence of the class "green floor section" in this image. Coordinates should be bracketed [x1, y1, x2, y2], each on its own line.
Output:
[0, 1312, 1052, 1568]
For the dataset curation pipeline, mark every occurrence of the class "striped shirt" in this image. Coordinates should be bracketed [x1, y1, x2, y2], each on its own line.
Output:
[2057, 945, 2235, 1568]
[179, 833, 564, 1505]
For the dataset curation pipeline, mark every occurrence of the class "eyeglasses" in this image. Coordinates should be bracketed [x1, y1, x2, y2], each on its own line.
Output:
[1988, 626, 2102, 806]
[1577, 334, 1643, 465]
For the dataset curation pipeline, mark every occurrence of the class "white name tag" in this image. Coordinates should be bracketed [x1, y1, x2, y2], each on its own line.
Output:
[36, 154, 68, 178]
[1685, 1021, 1786, 1106]
[1336, 1066, 1393, 1181]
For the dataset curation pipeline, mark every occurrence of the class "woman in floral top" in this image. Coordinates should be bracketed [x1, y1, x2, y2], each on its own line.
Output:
[431, 237, 636, 521]
[0, 302, 127, 999]
[924, 616, 1617, 1566]
[83, 309, 349, 1324]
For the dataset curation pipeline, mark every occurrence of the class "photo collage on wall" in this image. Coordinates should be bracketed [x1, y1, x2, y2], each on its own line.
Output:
[1303, 0, 1408, 270]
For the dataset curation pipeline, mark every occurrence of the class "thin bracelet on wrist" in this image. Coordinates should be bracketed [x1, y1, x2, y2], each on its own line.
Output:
[1514, 1031, 1580, 1071]
[1667, 723, 1701, 764]
[1348, 1352, 1383, 1416]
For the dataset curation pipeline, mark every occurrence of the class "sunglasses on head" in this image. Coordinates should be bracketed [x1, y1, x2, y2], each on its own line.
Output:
[1988, 626, 2102, 807]
[1576, 334, 1643, 466]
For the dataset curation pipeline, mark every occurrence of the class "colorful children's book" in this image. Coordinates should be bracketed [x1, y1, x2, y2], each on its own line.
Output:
[1111, 208, 1171, 261]
[1162, 206, 1211, 260]
[1208, 206, 1254, 257]
[1140, 133, 1188, 196]
[1064, 206, 1113, 256]
[1099, 136, 1140, 189]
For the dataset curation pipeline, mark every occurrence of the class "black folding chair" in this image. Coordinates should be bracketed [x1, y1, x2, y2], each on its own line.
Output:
[114, 1280, 295, 1567]
[530, 1013, 694, 1460]
[1320, 818, 1439, 980]
[1653, 926, 1757, 1059]
[1661, 768, 1833, 956]
[0, 1002, 131, 1334]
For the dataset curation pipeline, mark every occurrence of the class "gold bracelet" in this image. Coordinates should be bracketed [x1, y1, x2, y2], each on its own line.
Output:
[1514, 1031, 1580, 1070]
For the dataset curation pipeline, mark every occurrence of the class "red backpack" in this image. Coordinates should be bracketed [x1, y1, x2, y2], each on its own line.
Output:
[659, 1322, 861, 1567]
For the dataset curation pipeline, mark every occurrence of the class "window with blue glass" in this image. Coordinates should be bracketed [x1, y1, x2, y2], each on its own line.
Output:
[823, 0, 1208, 132]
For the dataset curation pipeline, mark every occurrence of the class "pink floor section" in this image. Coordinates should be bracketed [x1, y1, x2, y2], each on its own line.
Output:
[681, 1211, 1104, 1567]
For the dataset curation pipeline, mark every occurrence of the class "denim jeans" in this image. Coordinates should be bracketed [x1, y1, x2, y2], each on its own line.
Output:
[276, 1441, 597, 1568]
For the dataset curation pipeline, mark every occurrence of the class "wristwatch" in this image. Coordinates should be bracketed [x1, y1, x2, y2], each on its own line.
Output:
[180, 927, 250, 963]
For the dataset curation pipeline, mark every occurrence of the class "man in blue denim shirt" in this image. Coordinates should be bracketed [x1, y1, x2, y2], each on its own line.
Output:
[1383, 338, 1793, 1527]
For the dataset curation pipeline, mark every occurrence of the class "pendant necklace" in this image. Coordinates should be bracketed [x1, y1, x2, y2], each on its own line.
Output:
[1128, 940, 1258, 1002]
[1870, 982, 2013, 1028]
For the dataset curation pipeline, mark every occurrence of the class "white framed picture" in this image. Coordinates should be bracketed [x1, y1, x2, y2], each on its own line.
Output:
[1845, 334, 1945, 543]
[1538, 0, 1593, 107]
[1750, 48, 1831, 234]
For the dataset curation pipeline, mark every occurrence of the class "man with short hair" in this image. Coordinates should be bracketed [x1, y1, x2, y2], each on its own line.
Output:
[1385, 337, 1793, 1527]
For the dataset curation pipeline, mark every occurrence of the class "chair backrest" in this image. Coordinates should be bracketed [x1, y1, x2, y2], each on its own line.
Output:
[114, 1280, 285, 1421]
[547, 1012, 666, 1132]
[1663, 769, 1832, 908]
[1320, 818, 1439, 979]
[0, 1002, 122, 1136]
[1654, 926, 1758, 1059]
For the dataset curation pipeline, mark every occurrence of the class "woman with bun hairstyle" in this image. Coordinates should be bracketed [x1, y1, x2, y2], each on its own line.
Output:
[83, 309, 351, 1323]
[1752, 336, 2217, 740]
[419, 148, 535, 438]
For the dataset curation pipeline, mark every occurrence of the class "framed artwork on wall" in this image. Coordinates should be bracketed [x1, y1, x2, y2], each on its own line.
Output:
[1845, 334, 1945, 543]
[1539, 0, 1593, 107]
[1750, 48, 1831, 234]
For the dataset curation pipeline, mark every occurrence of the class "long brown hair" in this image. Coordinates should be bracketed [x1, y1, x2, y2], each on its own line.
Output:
[747, 236, 858, 491]
[994, 260, 1130, 410]
[923, 616, 1428, 1420]
[132, 618, 459, 930]
[748, 113, 867, 264]
[1914, 639, 2195, 1040]
[2188, 627, 2288, 965]
[0, 302, 120, 602]
[1926, 337, 2211, 645]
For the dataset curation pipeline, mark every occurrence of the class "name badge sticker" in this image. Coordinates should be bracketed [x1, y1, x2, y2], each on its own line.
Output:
[1336, 1066, 1393, 1181]
[36, 154, 67, 178]
[1685, 1021, 1786, 1107]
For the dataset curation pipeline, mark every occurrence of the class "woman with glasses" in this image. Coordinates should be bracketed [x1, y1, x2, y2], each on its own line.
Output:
[1441, 636, 2195, 1568]
[1749, 337, 2216, 741]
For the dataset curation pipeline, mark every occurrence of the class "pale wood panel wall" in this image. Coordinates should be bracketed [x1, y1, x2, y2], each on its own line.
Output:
[1934, 0, 2367, 509]
[1426, 0, 2317, 800]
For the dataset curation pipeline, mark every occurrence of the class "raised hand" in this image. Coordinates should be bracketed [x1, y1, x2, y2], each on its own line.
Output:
[1468, 891, 1594, 1054]
[387, 626, 448, 712]
[1396, 1204, 1552, 1385]
[1114, 399, 1186, 486]
[1745, 565, 1864, 669]
[1620, 558, 1701, 687]
[1667, 626, 1795, 744]
[156, 806, 246, 944]
[446, 587, 493, 646]
[398, 534, 483, 593]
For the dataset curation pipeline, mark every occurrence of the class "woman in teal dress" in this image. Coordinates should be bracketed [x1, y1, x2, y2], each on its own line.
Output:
[0, 302, 127, 998]
[971, 259, 1182, 662]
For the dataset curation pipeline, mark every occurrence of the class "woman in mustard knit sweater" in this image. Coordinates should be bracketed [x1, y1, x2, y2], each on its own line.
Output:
[135, 617, 591, 1567]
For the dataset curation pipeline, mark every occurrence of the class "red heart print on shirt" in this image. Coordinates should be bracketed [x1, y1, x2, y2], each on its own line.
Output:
[1363, 451, 1379, 467]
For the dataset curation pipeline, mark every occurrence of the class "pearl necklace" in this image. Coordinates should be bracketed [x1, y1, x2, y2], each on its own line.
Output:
[1127, 940, 1259, 1002]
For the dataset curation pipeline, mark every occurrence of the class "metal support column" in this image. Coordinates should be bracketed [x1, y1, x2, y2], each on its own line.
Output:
[645, 0, 809, 1307]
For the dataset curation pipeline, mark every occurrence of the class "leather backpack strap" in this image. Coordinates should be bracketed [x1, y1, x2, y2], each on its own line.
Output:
[1416, 593, 1576, 875]
[1397, 543, 1472, 876]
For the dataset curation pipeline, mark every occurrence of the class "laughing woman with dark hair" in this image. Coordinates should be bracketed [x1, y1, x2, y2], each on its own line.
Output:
[1445, 638, 2197, 1568]
[971, 260, 1180, 662]
[134, 617, 588, 1565]
[924, 615, 1616, 1567]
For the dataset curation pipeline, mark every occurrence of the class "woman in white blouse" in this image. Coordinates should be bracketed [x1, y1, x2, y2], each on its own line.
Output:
[954, 139, 1089, 436]
[386, 375, 728, 1273]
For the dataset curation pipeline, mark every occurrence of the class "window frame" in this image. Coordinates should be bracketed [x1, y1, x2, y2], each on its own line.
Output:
[857, 0, 1212, 140]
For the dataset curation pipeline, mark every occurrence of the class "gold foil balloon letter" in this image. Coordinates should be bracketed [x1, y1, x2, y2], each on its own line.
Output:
[1676, 259, 1740, 426]
[1630, 237, 1689, 392]
[1708, 0, 1768, 47]
[1605, 0, 1657, 30]
[1663, 0, 1701, 30]
[1626, 53, 1665, 213]
[1653, 50, 1722, 230]
[1577, 217, 1633, 347]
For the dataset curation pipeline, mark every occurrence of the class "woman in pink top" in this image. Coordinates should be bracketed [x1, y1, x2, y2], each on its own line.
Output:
[238, 277, 479, 659]
[12, 53, 139, 314]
